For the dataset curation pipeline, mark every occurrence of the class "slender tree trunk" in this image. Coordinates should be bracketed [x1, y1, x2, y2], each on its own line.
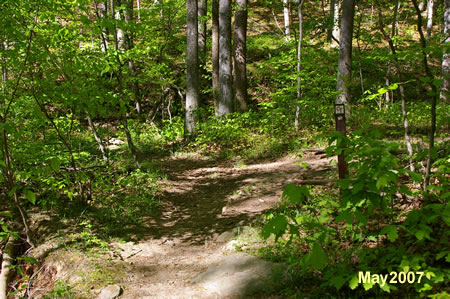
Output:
[355, 6, 364, 95]
[186, 0, 200, 136]
[426, 0, 434, 41]
[441, 0, 450, 103]
[112, 0, 140, 168]
[234, 0, 248, 112]
[283, 0, 291, 41]
[335, 0, 354, 118]
[0, 237, 14, 299]
[377, 4, 415, 171]
[412, 0, 438, 190]
[86, 113, 108, 165]
[295, 0, 305, 129]
[384, 0, 400, 108]
[212, 0, 220, 115]
[198, 0, 207, 56]
[330, 0, 340, 47]
[137, 0, 141, 22]
[218, 0, 233, 115]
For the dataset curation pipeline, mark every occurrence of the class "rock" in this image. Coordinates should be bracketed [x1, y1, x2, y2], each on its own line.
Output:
[192, 253, 288, 298]
[216, 229, 237, 242]
[97, 285, 122, 299]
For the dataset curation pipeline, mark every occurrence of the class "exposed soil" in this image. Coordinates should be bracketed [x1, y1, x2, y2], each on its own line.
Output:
[29, 152, 335, 298]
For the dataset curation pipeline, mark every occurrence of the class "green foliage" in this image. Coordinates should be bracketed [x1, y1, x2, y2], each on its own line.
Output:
[44, 281, 74, 299]
[261, 126, 449, 297]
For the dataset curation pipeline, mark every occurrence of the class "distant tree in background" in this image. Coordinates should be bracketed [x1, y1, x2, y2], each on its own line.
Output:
[233, 0, 248, 112]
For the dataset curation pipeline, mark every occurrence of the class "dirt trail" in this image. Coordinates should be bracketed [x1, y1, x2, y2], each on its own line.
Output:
[112, 153, 334, 298]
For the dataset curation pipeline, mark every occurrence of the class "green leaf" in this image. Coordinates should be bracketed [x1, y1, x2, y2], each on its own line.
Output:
[349, 275, 359, 290]
[308, 241, 328, 270]
[330, 276, 346, 290]
[377, 87, 388, 94]
[363, 281, 375, 290]
[282, 184, 309, 204]
[380, 225, 398, 242]
[336, 210, 353, 224]
[388, 83, 399, 90]
[262, 215, 288, 240]
[376, 175, 389, 190]
[24, 190, 36, 205]
[380, 283, 392, 292]
[50, 157, 61, 172]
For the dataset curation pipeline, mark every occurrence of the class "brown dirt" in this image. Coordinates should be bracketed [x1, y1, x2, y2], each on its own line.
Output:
[30, 152, 335, 298]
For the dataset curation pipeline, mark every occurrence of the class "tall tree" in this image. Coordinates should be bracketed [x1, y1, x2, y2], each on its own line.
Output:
[295, 0, 305, 129]
[218, 0, 233, 115]
[377, 3, 415, 171]
[412, 0, 439, 190]
[329, 0, 340, 47]
[212, 0, 220, 115]
[441, 0, 450, 103]
[233, 0, 248, 112]
[283, 0, 291, 41]
[186, 0, 200, 135]
[426, 0, 434, 41]
[335, 0, 355, 118]
[198, 0, 207, 56]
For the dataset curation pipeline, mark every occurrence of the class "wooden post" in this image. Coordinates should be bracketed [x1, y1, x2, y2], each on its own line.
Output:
[334, 104, 348, 179]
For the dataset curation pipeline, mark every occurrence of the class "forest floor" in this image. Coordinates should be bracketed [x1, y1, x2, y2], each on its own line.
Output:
[29, 151, 335, 298]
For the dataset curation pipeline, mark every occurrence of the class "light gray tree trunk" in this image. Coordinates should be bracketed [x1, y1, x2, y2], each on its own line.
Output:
[233, 0, 248, 112]
[186, 0, 200, 136]
[283, 0, 291, 41]
[87, 113, 108, 165]
[441, 0, 450, 103]
[295, 0, 305, 129]
[212, 0, 220, 115]
[218, 0, 233, 115]
[426, 0, 434, 41]
[330, 0, 340, 47]
[335, 0, 354, 118]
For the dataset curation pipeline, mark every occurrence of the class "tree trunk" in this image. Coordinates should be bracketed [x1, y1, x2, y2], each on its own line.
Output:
[218, 0, 233, 116]
[377, 4, 415, 171]
[111, 0, 140, 168]
[295, 0, 305, 130]
[212, 0, 220, 115]
[411, 0, 438, 190]
[186, 0, 200, 136]
[0, 237, 14, 299]
[283, 0, 291, 41]
[233, 0, 248, 112]
[441, 0, 450, 103]
[426, 0, 434, 42]
[198, 0, 207, 57]
[330, 0, 340, 47]
[86, 113, 108, 165]
[335, 0, 354, 118]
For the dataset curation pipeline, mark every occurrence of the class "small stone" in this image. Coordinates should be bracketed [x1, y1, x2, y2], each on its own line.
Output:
[96, 285, 122, 299]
